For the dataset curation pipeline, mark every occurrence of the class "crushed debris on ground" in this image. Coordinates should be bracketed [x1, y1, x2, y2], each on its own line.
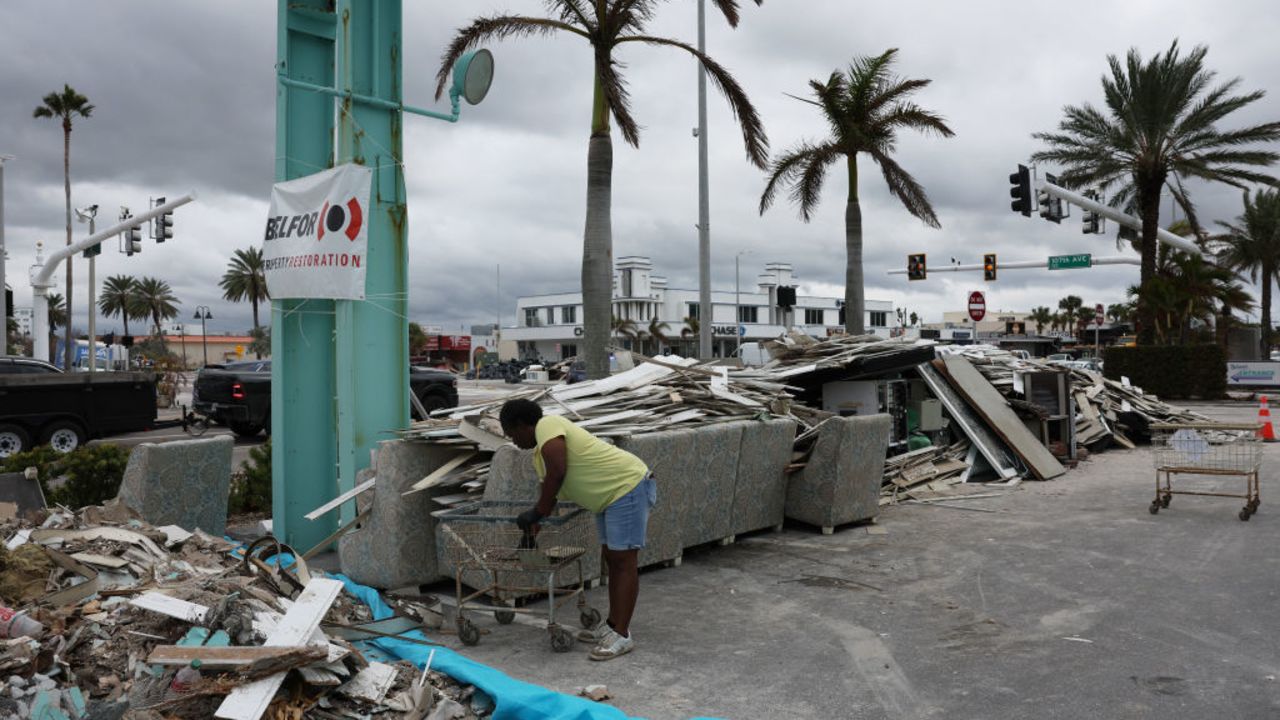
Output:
[0, 503, 481, 720]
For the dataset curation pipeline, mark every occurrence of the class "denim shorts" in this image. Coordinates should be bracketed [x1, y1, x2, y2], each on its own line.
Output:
[596, 474, 657, 551]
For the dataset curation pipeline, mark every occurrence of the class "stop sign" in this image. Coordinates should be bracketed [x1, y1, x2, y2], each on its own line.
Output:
[968, 291, 986, 322]
[1095, 303, 1105, 324]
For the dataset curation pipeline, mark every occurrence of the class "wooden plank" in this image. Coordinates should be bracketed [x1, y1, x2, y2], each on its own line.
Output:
[305, 477, 376, 520]
[941, 356, 1066, 480]
[147, 645, 326, 669]
[215, 578, 343, 720]
[402, 451, 478, 496]
[456, 418, 507, 451]
[917, 363, 1021, 480]
[130, 593, 211, 624]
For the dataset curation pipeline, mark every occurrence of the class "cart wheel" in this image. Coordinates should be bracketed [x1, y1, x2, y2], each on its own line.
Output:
[1160, 495, 1171, 508]
[550, 627, 574, 653]
[1249, 499, 1260, 512]
[579, 607, 602, 629]
[494, 610, 516, 625]
[1149, 501, 1160, 515]
[458, 618, 481, 646]
[1239, 508, 1252, 522]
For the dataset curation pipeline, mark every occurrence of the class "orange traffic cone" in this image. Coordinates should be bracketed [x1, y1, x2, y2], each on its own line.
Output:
[1259, 396, 1276, 442]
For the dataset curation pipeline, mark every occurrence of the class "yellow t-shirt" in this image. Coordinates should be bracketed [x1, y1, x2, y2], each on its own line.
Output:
[532, 415, 648, 513]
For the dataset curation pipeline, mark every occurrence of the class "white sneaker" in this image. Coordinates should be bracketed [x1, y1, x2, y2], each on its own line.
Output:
[589, 628, 634, 661]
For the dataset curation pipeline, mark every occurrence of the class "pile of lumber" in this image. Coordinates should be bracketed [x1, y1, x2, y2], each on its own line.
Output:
[880, 441, 972, 505]
[398, 355, 832, 504]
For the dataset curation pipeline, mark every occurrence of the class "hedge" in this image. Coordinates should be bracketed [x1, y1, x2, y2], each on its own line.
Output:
[1103, 344, 1226, 400]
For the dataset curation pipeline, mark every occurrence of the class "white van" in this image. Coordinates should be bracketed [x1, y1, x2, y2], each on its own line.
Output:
[735, 343, 770, 367]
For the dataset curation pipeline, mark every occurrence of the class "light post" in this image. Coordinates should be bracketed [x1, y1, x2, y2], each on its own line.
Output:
[695, 0, 712, 362]
[74, 205, 98, 370]
[193, 306, 212, 367]
[0, 155, 11, 356]
[735, 249, 752, 358]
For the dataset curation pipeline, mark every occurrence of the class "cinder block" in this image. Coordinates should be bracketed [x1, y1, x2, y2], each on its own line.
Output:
[785, 415, 891, 531]
[116, 436, 233, 535]
[338, 440, 464, 589]
[730, 419, 798, 536]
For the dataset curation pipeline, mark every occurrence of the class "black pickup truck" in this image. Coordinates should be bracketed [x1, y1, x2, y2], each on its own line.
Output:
[0, 356, 158, 457]
[193, 360, 459, 438]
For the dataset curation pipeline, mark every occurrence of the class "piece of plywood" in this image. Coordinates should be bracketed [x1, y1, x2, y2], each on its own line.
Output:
[215, 578, 343, 720]
[70, 553, 130, 569]
[147, 645, 326, 669]
[337, 662, 398, 704]
[940, 356, 1066, 480]
[130, 593, 210, 624]
[917, 363, 1021, 480]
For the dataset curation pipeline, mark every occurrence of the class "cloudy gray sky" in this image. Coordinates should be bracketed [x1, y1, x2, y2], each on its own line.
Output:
[3, 0, 1279, 337]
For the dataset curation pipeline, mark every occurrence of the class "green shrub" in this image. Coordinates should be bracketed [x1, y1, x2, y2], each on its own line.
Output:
[1104, 344, 1227, 399]
[0, 444, 131, 509]
[229, 438, 272, 515]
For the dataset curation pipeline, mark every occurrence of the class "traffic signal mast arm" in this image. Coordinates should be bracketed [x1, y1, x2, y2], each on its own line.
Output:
[886, 255, 1138, 275]
[1037, 180, 1205, 258]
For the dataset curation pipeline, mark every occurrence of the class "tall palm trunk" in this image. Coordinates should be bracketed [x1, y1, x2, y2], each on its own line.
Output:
[581, 76, 613, 380]
[845, 156, 865, 335]
[122, 313, 130, 337]
[251, 297, 261, 359]
[1262, 261, 1274, 356]
[62, 121, 74, 372]
[1136, 183, 1162, 345]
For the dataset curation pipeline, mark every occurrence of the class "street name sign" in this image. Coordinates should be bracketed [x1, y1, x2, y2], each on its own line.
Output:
[1048, 253, 1092, 270]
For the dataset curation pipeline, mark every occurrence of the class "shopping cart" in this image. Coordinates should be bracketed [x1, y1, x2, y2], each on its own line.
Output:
[1149, 423, 1263, 521]
[436, 501, 601, 652]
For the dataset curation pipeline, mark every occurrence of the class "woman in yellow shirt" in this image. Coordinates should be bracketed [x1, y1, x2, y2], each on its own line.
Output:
[500, 399, 656, 661]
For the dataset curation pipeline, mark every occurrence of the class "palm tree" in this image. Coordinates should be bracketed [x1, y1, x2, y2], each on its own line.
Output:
[1029, 306, 1054, 334]
[611, 315, 638, 349]
[760, 49, 954, 335]
[908, 311, 919, 327]
[99, 275, 140, 337]
[437, 1, 768, 379]
[130, 277, 180, 335]
[1106, 302, 1134, 325]
[645, 318, 671, 355]
[1214, 188, 1280, 354]
[1058, 296, 1084, 334]
[1032, 41, 1280, 344]
[680, 315, 699, 356]
[44, 293, 67, 363]
[34, 84, 94, 373]
[1049, 312, 1063, 333]
[249, 326, 271, 359]
[219, 247, 270, 345]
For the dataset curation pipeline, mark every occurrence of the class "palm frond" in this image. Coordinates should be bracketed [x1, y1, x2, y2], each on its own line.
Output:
[790, 143, 842, 222]
[869, 149, 940, 227]
[618, 35, 768, 166]
[759, 141, 836, 217]
[433, 15, 588, 100]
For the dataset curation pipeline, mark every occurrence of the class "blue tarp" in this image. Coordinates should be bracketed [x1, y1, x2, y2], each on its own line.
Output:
[334, 574, 633, 720]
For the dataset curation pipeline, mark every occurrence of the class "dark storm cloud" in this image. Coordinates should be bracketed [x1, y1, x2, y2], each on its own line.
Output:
[3, 0, 1280, 336]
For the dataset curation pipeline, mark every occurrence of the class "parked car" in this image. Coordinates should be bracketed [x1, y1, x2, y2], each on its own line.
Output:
[0, 356, 158, 457]
[193, 361, 459, 438]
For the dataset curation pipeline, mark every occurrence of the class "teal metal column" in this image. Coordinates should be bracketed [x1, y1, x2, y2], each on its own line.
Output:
[333, 0, 409, 527]
[272, 0, 407, 550]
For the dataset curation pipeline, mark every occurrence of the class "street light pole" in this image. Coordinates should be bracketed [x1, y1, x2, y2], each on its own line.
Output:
[695, 0, 712, 361]
[0, 155, 10, 356]
[75, 205, 98, 370]
[194, 306, 212, 367]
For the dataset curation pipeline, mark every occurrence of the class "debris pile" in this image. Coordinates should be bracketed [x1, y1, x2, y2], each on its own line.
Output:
[0, 504, 485, 720]
[399, 355, 827, 506]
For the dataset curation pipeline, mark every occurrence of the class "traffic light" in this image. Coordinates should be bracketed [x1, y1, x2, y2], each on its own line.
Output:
[126, 225, 142, 256]
[983, 253, 997, 282]
[1082, 190, 1103, 234]
[1009, 164, 1032, 216]
[776, 286, 796, 308]
[153, 196, 173, 243]
[907, 253, 927, 281]
[1039, 173, 1063, 223]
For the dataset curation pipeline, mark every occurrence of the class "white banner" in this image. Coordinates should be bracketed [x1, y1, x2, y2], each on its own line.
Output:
[262, 163, 372, 300]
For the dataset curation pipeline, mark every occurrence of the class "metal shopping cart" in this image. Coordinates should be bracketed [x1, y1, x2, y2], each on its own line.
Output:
[436, 501, 601, 652]
[1149, 423, 1263, 521]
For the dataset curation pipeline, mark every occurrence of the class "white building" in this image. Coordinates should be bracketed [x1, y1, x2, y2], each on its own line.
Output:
[13, 307, 33, 337]
[503, 256, 894, 361]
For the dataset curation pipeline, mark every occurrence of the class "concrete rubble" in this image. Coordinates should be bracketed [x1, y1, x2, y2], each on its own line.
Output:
[0, 504, 483, 720]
